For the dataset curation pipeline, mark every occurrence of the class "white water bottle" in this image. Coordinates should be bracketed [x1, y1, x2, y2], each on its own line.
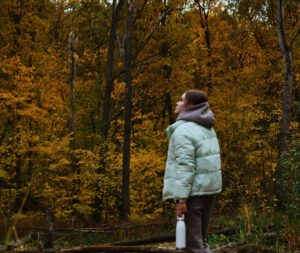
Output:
[176, 215, 186, 249]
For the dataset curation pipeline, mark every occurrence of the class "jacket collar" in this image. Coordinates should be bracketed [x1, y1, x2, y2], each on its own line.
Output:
[166, 120, 186, 139]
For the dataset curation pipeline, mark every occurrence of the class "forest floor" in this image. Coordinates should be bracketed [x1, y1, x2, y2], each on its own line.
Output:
[0, 215, 298, 253]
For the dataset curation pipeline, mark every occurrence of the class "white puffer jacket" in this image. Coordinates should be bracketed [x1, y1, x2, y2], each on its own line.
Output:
[162, 103, 222, 201]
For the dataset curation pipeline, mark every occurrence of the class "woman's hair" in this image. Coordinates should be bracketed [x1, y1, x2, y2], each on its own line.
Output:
[185, 90, 208, 105]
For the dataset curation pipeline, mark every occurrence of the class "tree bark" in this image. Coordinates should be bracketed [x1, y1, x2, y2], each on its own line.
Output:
[101, 0, 125, 140]
[94, 1, 125, 222]
[276, 0, 294, 207]
[117, 0, 173, 221]
[277, 0, 293, 155]
[165, 93, 174, 125]
[120, 0, 135, 222]
[14, 126, 23, 212]
[69, 32, 80, 217]
[194, 0, 212, 92]
[161, 1, 174, 125]
[69, 32, 77, 161]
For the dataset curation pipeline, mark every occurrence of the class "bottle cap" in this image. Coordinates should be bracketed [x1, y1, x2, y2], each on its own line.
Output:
[177, 215, 185, 220]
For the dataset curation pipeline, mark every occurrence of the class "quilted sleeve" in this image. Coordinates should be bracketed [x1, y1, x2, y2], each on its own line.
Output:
[172, 130, 196, 200]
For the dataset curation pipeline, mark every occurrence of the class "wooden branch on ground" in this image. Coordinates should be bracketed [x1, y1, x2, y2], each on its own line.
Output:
[111, 234, 175, 246]
[0, 242, 277, 253]
[20, 222, 169, 233]
[211, 228, 238, 237]
[226, 244, 276, 253]
[212, 240, 246, 253]
[6, 233, 33, 250]
[212, 241, 277, 253]
[0, 245, 8, 251]
[2, 245, 182, 253]
[4, 183, 32, 244]
[0, 230, 280, 253]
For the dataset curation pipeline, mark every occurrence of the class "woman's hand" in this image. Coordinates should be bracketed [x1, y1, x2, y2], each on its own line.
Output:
[176, 202, 187, 216]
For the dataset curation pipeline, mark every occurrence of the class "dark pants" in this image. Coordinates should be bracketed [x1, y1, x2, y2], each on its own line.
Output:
[185, 195, 215, 253]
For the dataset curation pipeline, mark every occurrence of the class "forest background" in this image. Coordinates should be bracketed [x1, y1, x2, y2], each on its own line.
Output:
[0, 0, 299, 250]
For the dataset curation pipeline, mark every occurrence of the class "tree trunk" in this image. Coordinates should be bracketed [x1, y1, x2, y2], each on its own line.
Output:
[161, 1, 174, 125]
[93, 0, 125, 223]
[118, 0, 172, 221]
[194, 0, 212, 92]
[276, 0, 294, 207]
[101, 0, 125, 140]
[120, 0, 135, 222]
[70, 32, 77, 158]
[277, 0, 293, 155]
[165, 93, 174, 125]
[69, 32, 80, 215]
[14, 126, 23, 212]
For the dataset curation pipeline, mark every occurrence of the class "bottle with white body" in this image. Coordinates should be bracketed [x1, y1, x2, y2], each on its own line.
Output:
[176, 215, 186, 249]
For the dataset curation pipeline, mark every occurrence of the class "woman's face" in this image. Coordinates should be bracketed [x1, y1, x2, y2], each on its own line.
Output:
[175, 93, 187, 114]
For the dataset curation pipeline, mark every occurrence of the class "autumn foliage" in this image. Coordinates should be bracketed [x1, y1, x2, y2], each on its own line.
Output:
[0, 0, 299, 233]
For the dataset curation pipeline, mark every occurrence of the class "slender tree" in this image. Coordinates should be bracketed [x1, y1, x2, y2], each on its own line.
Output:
[69, 31, 78, 165]
[93, 0, 125, 222]
[161, 0, 174, 125]
[276, 0, 294, 206]
[101, 0, 125, 140]
[194, 0, 215, 92]
[120, 0, 136, 222]
[118, 0, 173, 221]
[277, 0, 294, 155]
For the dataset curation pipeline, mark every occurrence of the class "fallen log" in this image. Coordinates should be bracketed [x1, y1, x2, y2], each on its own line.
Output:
[6, 233, 33, 250]
[213, 242, 277, 253]
[0, 245, 8, 251]
[111, 234, 175, 246]
[213, 240, 247, 253]
[2, 245, 181, 253]
[20, 223, 169, 233]
[226, 244, 276, 253]
[0, 243, 278, 253]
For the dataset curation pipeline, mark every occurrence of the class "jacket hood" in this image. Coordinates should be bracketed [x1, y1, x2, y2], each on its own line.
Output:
[176, 102, 215, 129]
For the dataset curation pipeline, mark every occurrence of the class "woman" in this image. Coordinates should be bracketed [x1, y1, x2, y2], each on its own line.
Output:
[163, 90, 222, 253]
